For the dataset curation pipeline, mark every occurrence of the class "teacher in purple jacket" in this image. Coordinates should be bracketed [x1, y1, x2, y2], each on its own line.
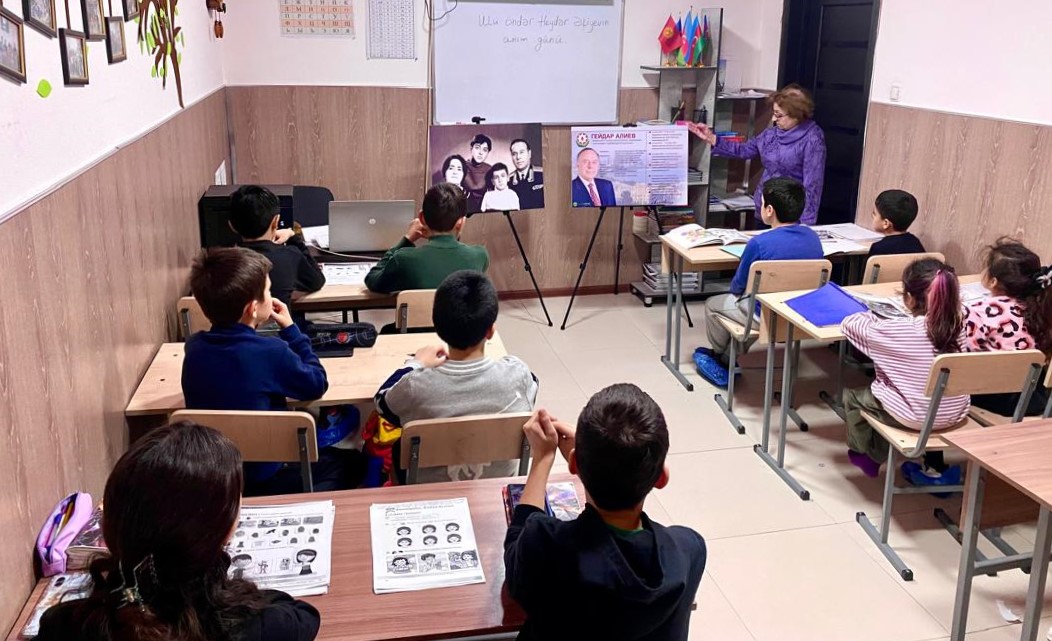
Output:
[689, 84, 826, 226]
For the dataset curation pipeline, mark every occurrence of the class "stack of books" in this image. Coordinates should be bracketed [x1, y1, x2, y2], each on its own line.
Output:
[643, 263, 701, 294]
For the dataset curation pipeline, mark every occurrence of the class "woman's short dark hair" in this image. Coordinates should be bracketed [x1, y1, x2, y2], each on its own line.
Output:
[190, 247, 271, 326]
[761, 177, 807, 223]
[36, 422, 270, 641]
[770, 83, 815, 121]
[574, 384, 669, 511]
[442, 154, 467, 185]
[422, 183, 467, 232]
[433, 270, 498, 350]
[229, 185, 280, 239]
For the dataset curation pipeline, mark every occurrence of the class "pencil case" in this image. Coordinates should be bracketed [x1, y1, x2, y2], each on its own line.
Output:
[36, 492, 94, 577]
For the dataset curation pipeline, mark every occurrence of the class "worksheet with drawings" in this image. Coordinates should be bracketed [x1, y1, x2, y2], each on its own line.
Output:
[280, 0, 355, 36]
[432, 0, 624, 124]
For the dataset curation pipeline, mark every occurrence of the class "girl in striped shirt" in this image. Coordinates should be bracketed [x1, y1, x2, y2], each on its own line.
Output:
[841, 259, 968, 479]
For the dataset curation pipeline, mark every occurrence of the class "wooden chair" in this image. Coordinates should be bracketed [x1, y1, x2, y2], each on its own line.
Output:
[399, 413, 532, 485]
[862, 252, 946, 285]
[856, 349, 1046, 581]
[395, 289, 437, 333]
[170, 410, 320, 493]
[714, 259, 832, 435]
[177, 296, 210, 339]
[969, 364, 1052, 426]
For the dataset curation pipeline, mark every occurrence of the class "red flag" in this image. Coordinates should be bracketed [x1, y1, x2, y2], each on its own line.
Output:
[658, 15, 682, 54]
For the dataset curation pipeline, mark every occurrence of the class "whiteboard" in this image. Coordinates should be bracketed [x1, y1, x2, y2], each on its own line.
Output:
[432, 0, 624, 125]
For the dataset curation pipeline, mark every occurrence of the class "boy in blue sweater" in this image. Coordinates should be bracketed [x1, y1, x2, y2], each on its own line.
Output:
[696, 177, 823, 387]
[182, 247, 359, 496]
[505, 384, 707, 640]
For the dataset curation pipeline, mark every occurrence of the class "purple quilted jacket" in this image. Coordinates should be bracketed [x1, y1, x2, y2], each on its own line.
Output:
[713, 119, 827, 225]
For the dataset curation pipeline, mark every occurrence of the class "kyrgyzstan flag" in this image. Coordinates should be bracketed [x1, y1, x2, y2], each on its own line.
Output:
[658, 15, 682, 54]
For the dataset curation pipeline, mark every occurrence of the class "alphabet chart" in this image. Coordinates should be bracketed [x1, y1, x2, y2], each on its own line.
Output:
[280, 0, 355, 37]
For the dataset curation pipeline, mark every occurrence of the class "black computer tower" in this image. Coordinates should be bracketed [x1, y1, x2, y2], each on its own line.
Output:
[198, 184, 295, 248]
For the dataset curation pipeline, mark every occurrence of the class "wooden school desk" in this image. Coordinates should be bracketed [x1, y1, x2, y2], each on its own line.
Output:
[5, 475, 582, 641]
[944, 421, 1052, 641]
[658, 231, 873, 391]
[124, 332, 507, 417]
[293, 283, 396, 314]
[753, 276, 980, 498]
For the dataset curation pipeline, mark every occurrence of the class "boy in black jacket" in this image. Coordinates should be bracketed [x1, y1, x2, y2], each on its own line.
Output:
[504, 384, 707, 641]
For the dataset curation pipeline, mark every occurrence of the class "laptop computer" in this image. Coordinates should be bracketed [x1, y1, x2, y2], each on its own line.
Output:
[328, 201, 416, 252]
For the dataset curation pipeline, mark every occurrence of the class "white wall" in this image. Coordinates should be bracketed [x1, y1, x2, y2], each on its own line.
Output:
[621, 0, 782, 89]
[221, 0, 430, 87]
[0, 1, 225, 220]
[870, 0, 1052, 126]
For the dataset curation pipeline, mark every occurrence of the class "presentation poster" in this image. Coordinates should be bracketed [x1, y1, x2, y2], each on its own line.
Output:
[428, 123, 545, 215]
[569, 126, 688, 208]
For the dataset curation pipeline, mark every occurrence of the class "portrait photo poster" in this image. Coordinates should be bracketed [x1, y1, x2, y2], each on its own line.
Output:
[569, 125, 689, 209]
[224, 500, 336, 597]
[370, 497, 486, 594]
[428, 123, 545, 215]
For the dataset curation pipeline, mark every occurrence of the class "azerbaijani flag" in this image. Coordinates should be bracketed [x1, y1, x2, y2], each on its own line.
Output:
[678, 9, 693, 65]
[701, 15, 711, 64]
[658, 14, 682, 54]
[692, 21, 704, 66]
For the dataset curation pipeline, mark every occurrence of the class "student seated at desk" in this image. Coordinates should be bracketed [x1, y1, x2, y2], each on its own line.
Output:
[867, 189, 925, 257]
[841, 259, 969, 480]
[364, 183, 489, 295]
[35, 422, 320, 641]
[374, 270, 538, 483]
[695, 177, 823, 388]
[229, 185, 325, 330]
[504, 385, 707, 640]
[182, 248, 361, 496]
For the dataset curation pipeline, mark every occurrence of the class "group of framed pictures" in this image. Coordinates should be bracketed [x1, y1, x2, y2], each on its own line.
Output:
[0, 0, 138, 86]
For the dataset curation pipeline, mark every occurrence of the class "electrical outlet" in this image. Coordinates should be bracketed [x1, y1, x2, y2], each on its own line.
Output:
[890, 84, 901, 102]
[215, 161, 227, 186]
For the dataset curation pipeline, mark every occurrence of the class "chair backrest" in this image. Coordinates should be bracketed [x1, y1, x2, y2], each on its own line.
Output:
[863, 252, 946, 285]
[177, 296, 211, 340]
[926, 350, 1047, 398]
[171, 409, 320, 492]
[399, 413, 532, 484]
[744, 260, 832, 340]
[293, 185, 335, 228]
[395, 289, 437, 332]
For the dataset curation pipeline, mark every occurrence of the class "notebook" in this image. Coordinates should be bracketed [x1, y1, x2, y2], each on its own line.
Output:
[785, 282, 867, 327]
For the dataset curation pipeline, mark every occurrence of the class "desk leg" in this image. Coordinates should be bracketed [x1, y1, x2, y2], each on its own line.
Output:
[755, 324, 810, 500]
[820, 340, 848, 421]
[760, 315, 778, 453]
[951, 461, 986, 641]
[661, 253, 694, 391]
[1021, 506, 1052, 641]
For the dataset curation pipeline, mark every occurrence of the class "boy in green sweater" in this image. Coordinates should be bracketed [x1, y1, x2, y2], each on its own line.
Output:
[365, 183, 490, 294]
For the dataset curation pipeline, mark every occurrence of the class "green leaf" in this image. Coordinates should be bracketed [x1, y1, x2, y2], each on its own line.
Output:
[178, 32, 184, 45]
[166, 42, 171, 55]
[36, 79, 53, 98]
[134, 16, 139, 25]
[151, 65, 157, 77]
[177, 52, 182, 65]
[147, 33, 155, 48]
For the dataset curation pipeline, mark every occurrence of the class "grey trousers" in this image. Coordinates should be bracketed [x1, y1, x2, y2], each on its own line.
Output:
[704, 294, 758, 364]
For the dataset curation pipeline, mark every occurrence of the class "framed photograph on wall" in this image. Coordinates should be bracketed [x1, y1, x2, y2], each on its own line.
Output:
[122, 0, 139, 21]
[0, 7, 27, 84]
[22, 0, 57, 37]
[105, 17, 126, 63]
[81, 0, 106, 40]
[59, 28, 89, 85]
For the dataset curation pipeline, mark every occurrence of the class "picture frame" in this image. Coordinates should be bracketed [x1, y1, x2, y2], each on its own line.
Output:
[59, 28, 89, 85]
[122, 0, 139, 22]
[105, 16, 126, 63]
[22, 0, 56, 37]
[81, 0, 106, 40]
[0, 7, 27, 84]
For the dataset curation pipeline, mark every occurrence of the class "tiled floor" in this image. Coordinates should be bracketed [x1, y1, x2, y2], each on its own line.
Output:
[348, 293, 1052, 641]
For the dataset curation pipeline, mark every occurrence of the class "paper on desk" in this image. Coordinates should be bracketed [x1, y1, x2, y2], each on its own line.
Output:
[821, 239, 866, 256]
[321, 262, 372, 286]
[301, 225, 329, 249]
[960, 281, 991, 304]
[815, 223, 884, 243]
[370, 497, 486, 594]
[224, 501, 336, 597]
[721, 244, 747, 258]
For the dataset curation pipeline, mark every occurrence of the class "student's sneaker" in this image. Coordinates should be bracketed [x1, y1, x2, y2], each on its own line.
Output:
[694, 351, 729, 389]
[901, 462, 963, 498]
[848, 450, 881, 478]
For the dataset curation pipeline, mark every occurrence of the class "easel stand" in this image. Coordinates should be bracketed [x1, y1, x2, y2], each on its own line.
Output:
[502, 210, 553, 327]
[561, 206, 613, 330]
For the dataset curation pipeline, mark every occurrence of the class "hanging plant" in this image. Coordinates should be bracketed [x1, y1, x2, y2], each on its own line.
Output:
[136, 0, 184, 107]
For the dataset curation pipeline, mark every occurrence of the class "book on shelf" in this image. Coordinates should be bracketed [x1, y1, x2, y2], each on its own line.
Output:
[664, 224, 751, 250]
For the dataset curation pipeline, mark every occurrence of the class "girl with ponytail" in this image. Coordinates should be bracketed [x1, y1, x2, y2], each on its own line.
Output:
[36, 422, 320, 641]
[840, 259, 969, 480]
[964, 238, 1052, 415]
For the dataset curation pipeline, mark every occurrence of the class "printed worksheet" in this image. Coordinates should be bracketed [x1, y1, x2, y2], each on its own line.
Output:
[370, 498, 485, 594]
[225, 501, 336, 597]
[321, 262, 372, 286]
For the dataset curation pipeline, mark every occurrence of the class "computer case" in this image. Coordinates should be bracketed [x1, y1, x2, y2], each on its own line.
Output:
[198, 184, 295, 248]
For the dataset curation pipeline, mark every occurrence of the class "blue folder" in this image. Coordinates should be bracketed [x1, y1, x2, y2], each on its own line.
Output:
[785, 282, 867, 327]
[721, 245, 747, 258]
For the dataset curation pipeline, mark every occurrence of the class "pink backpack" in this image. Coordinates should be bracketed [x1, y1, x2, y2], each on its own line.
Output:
[36, 492, 94, 577]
